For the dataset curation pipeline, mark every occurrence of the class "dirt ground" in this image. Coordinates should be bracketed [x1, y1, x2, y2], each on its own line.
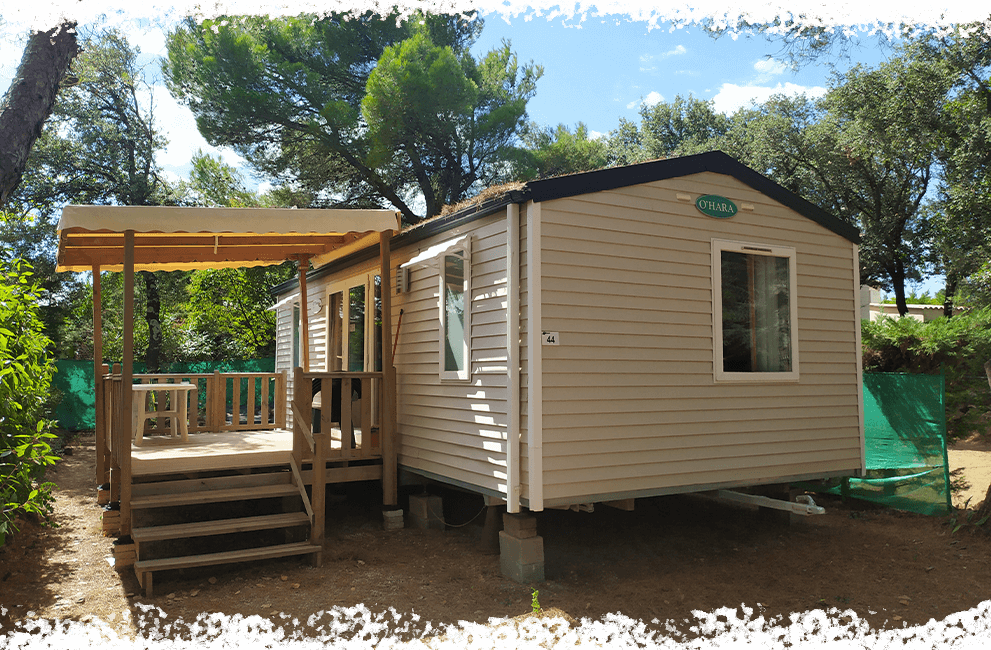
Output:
[3, 432, 991, 642]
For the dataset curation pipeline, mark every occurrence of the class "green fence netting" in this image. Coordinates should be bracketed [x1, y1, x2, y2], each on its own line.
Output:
[52, 358, 276, 431]
[803, 372, 952, 516]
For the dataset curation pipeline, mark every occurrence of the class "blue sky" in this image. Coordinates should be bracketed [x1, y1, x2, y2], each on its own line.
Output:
[0, 13, 888, 188]
[0, 3, 978, 293]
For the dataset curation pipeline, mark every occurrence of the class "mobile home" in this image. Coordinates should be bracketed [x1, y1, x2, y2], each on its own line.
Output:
[273, 150, 865, 576]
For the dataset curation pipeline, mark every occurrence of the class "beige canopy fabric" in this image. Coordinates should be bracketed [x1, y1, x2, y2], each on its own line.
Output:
[56, 205, 400, 272]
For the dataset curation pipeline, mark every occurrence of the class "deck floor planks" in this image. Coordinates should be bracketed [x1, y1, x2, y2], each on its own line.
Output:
[131, 427, 370, 475]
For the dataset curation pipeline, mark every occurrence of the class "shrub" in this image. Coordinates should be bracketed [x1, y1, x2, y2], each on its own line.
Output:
[862, 308, 991, 441]
[0, 256, 58, 546]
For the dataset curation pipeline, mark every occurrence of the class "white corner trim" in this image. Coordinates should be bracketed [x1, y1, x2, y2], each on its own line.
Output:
[507, 203, 521, 514]
[526, 201, 543, 512]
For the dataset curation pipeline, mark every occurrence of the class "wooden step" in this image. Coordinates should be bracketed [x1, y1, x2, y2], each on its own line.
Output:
[132, 471, 291, 498]
[131, 484, 299, 509]
[132, 512, 310, 542]
[134, 541, 320, 572]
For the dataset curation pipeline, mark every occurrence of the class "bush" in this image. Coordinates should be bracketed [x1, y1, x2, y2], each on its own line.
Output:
[0, 257, 58, 546]
[862, 307, 991, 441]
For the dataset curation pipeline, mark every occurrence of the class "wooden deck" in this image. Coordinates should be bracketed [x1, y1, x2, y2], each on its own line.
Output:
[131, 427, 372, 476]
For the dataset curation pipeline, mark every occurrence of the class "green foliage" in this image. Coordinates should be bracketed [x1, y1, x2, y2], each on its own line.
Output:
[184, 265, 294, 360]
[862, 308, 991, 440]
[165, 12, 540, 223]
[606, 94, 731, 164]
[512, 122, 608, 180]
[0, 257, 58, 546]
[879, 290, 946, 306]
[531, 588, 540, 614]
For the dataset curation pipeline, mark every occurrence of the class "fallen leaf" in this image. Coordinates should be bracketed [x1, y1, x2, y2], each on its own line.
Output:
[281, 575, 288, 581]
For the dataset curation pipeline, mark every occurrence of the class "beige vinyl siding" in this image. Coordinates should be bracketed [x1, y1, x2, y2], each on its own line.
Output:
[394, 214, 510, 497]
[536, 171, 861, 504]
[275, 304, 295, 428]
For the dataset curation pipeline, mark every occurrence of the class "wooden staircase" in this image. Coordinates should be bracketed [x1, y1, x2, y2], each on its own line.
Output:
[129, 463, 322, 596]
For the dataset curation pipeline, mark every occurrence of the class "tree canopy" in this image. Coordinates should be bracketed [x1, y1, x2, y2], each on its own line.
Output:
[164, 12, 541, 224]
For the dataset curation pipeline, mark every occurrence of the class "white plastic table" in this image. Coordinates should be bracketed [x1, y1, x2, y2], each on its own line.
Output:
[131, 383, 196, 446]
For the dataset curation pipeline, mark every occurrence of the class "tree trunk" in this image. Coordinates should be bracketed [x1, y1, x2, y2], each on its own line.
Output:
[142, 271, 162, 373]
[943, 271, 958, 319]
[0, 22, 80, 205]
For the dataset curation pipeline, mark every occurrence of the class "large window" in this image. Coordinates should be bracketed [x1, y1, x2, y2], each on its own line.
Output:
[712, 239, 799, 381]
[440, 247, 470, 381]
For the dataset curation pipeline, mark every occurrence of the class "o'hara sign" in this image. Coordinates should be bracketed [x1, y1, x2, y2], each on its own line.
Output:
[695, 194, 738, 219]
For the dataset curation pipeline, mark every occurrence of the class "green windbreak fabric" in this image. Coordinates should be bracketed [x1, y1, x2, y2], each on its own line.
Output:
[803, 372, 952, 516]
[52, 359, 275, 431]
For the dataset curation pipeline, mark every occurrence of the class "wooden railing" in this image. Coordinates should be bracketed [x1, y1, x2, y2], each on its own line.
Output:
[290, 370, 384, 465]
[291, 369, 388, 551]
[128, 371, 286, 438]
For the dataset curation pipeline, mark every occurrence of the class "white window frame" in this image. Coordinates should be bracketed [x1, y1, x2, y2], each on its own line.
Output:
[711, 239, 800, 382]
[438, 243, 471, 382]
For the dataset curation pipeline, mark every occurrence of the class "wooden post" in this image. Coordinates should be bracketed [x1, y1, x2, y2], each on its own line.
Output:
[121, 231, 134, 537]
[298, 257, 310, 372]
[276, 370, 287, 430]
[311, 431, 326, 564]
[379, 231, 397, 506]
[92, 266, 107, 487]
[212, 370, 222, 431]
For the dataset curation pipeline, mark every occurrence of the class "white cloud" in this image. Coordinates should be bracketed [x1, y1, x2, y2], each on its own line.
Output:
[121, 19, 168, 56]
[711, 82, 827, 115]
[588, 130, 606, 141]
[752, 58, 789, 84]
[639, 44, 687, 71]
[753, 58, 787, 77]
[0, 32, 29, 94]
[627, 91, 664, 110]
[143, 85, 245, 171]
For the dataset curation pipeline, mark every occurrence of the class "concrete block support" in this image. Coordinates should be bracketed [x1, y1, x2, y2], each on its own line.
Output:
[499, 512, 544, 583]
[383, 509, 404, 531]
[408, 493, 444, 530]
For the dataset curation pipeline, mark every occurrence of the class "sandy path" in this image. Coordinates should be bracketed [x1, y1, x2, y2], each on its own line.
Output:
[948, 448, 991, 509]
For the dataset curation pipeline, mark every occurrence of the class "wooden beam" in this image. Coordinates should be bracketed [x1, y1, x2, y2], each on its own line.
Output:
[92, 265, 107, 487]
[63, 247, 324, 268]
[121, 231, 134, 537]
[298, 257, 310, 372]
[310, 232, 382, 268]
[379, 230, 397, 507]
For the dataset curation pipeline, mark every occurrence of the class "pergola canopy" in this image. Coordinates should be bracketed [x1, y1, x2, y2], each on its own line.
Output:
[56, 205, 400, 272]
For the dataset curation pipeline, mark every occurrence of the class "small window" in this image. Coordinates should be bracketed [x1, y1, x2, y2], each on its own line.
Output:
[712, 239, 799, 381]
[440, 248, 470, 381]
